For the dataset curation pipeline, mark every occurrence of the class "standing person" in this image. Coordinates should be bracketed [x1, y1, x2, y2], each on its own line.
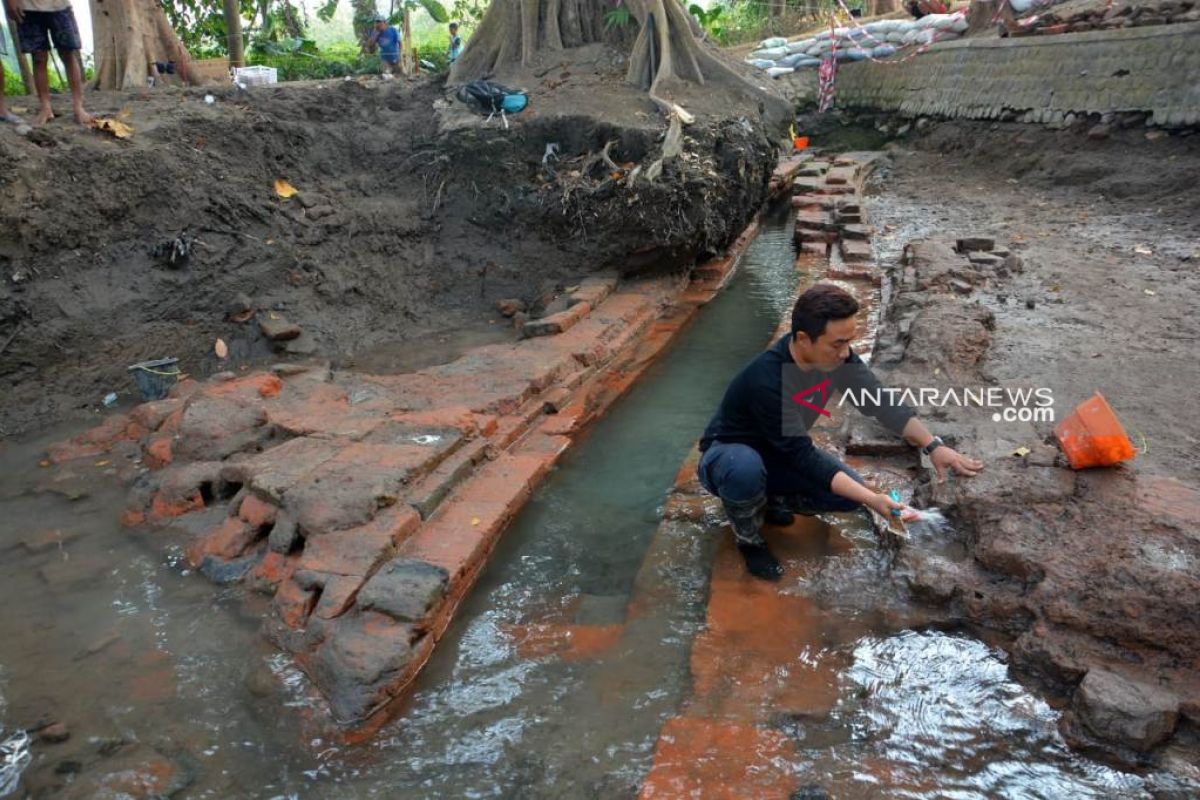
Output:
[697, 284, 983, 581]
[1, 29, 27, 124]
[447, 21, 462, 64]
[367, 13, 400, 75]
[5, 0, 90, 125]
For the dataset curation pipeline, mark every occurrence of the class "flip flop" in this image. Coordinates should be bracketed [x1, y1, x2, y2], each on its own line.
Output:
[2, 111, 25, 125]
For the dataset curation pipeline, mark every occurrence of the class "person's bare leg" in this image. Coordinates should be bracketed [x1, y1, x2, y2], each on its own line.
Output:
[32, 51, 54, 124]
[62, 48, 91, 124]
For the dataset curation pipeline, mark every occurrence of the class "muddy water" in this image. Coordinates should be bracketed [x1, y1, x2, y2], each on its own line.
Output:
[0, 202, 1158, 798]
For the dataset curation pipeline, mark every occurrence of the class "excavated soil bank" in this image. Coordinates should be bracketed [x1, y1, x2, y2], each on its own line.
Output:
[0, 69, 780, 437]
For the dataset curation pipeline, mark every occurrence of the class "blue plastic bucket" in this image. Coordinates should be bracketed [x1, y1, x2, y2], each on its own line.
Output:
[128, 357, 181, 401]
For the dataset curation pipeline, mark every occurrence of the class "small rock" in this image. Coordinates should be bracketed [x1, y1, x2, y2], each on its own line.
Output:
[1025, 298, 1036, 310]
[512, 310, 529, 330]
[283, 332, 318, 355]
[494, 298, 523, 316]
[956, 237, 994, 253]
[227, 293, 254, 318]
[1145, 130, 1167, 142]
[268, 511, 301, 554]
[1071, 668, 1179, 752]
[39, 722, 71, 743]
[259, 317, 302, 342]
[271, 363, 313, 377]
[950, 279, 974, 295]
[1087, 123, 1112, 140]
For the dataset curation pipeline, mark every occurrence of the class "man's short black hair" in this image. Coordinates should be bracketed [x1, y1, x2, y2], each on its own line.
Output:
[449, 21, 459, 28]
[791, 283, 859, 342]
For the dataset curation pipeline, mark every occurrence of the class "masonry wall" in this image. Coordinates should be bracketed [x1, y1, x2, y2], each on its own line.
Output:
[775, 22, 1200, 127]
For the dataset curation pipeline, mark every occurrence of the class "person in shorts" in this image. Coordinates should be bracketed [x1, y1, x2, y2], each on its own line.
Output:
[5, 0, 91, 124]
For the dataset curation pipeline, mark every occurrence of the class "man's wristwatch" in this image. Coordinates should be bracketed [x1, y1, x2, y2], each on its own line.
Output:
[920, 435, 946, 457]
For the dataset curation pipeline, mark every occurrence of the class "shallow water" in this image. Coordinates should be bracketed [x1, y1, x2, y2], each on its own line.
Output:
[0, 202, 1166, 798]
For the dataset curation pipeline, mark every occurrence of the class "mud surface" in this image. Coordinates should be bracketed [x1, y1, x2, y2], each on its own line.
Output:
[0, 68, 779, 437]
[830, 118, 1200, 768]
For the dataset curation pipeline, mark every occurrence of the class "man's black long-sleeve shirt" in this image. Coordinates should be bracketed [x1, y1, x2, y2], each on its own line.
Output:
[699, 334, 915, 490]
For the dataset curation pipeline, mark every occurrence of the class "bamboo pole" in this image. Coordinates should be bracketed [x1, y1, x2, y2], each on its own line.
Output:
[3, 8, 34, 94]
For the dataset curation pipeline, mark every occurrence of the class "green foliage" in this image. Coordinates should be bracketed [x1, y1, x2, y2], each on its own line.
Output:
[450, 0, 487, 23]
[161, 0, 258, 57]
[688, 2, 724, 39]
[603, 5, 632, 30]
[416, 0, 450, 24]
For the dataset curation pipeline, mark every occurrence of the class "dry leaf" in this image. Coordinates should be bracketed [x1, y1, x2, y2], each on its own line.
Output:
[230, 308, 255, 323]
[470, 517, 480, 526]
[274, 179, 299, 199]
[95, 460, 111, 467]
[1011, 446, 1031, 457]
[91, 117, 134, 139]
[1144, 289, 1156, 296]
[1134, 245, 1153, 255]
[214, 338, 229, 358]
[39, 459, 51, 468]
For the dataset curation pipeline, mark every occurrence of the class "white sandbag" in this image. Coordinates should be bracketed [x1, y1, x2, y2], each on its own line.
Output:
[751, 47, 788, 60]
[760, 37, 788, 49]
[886, 31, 907, 43]
[870, 20, 903, 33]
[786, 38, 816, 54]
[749, 59, 776, 70]
[794, 57, 822, 69]
[950, 15, 969, 33]
[872, 44, 897, 58]
[916, 28, 937, 45]
[766, 66, 795, 78]
[1009, 0, 1036, 11]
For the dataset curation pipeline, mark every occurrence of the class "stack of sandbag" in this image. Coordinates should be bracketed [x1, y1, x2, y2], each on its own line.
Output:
[746, 12, 968, 77]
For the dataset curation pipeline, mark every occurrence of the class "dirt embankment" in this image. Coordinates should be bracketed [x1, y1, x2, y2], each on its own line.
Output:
[0, 64, 780, 438]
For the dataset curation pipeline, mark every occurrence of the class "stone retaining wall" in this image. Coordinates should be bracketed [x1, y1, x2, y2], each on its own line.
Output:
[776, 22, 1200, 126]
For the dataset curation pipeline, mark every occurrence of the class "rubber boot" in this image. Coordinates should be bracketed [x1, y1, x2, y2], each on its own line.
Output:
[764, 495, 794, 527]
[722, 494, 784, 581]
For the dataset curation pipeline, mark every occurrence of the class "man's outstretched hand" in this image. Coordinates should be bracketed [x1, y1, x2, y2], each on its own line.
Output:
[930, 446, 983, 481]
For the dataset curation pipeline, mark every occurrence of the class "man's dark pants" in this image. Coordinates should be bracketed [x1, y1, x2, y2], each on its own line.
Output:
[698, 442, 865, 545]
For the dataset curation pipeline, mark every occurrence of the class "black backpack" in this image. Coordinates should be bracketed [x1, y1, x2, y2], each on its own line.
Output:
[455, 80, 528, 116]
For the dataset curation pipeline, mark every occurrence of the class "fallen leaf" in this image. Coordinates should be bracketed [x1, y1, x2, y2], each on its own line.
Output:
[230, 308, 255, 323]
[90, 117, 134, 139]
[268, 312, 279, 320]
[1144, 289, 1156, 296]
[274, 179, 299, 199]
[1134, 245, 1153, 255]
[470, 517, 480, 526]
[95, 460, 111, 467]
[214, 338, 229, 358]
[39, 459, 51, 468]
[1011, 446, 1031, 458]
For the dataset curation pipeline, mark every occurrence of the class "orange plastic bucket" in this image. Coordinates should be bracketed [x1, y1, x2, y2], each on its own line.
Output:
[1054, 392, 1136, 469]
[793, 136, 809, 151]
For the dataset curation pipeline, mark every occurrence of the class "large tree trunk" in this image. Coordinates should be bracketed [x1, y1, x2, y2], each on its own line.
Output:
[449, 0, 780, 119]
[90, 0, 193, 89]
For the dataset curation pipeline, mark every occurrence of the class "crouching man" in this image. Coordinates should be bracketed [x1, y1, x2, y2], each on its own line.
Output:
[697, 284, 983, 580]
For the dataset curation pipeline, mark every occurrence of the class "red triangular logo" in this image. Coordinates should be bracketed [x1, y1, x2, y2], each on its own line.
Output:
[791, 378, 833, 417]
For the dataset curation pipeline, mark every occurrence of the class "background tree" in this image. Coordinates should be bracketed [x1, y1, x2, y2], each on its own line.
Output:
[449, 0, 786, 119]
[90, 0, 193, 89]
